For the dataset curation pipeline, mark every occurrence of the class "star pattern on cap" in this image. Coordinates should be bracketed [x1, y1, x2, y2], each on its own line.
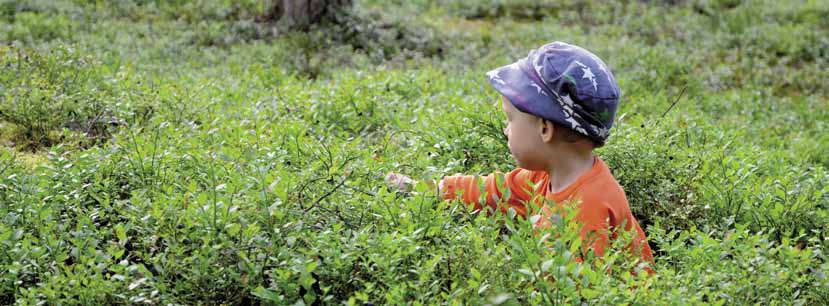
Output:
[561, 93, 575, 107]
[487, 69, 505, 85]
[533, 56, 544, 77]
[588, 53, 614, 93]
[581, 66, 597, 91]
[530, 82, 547, 96]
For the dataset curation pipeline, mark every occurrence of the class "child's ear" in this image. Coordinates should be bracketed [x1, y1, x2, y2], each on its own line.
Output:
[540, 119, 555, 143]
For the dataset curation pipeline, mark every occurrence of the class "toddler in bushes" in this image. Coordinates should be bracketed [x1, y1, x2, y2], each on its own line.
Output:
[387, 41, 653, 265]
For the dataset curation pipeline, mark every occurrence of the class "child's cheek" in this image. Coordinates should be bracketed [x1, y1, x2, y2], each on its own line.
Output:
[507, 143, 517, 161]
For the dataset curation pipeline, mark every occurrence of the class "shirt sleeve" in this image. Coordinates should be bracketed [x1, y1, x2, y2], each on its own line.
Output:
[440, 168, 546, 217]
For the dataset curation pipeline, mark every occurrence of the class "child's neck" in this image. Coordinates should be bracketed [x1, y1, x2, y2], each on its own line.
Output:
[546, 149, 595, 194]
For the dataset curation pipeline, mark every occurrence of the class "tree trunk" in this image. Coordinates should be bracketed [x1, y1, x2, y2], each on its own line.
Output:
[266, 0, 353, 32]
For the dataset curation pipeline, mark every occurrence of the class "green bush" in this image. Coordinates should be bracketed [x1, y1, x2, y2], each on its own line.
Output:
[0, 46, 156, 150]
[601, 124, 702, 232]
[2, 11, 76, 43]
[1, 0, 828, 304]
[0, 46, 103, 149]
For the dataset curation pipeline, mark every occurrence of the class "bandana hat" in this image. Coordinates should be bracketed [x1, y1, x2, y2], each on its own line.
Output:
[487, 41, 620, 145]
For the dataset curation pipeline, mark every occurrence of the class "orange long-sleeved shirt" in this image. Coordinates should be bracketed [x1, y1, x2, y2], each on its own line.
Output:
[440, 157, 653, 263]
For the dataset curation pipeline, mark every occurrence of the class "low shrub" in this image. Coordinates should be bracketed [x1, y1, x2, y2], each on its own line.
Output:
[0, 46, 157, 151]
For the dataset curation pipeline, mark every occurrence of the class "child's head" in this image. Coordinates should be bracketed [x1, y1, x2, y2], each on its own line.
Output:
[488, 42, 620, 168]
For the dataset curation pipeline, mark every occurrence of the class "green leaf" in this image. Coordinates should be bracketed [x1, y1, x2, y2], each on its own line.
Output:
[306, 261, 319, 273]
[541, 259, 553, 272]
[489, 293, 511, 305]
[507, 208, 516, 220]
[470, 268, 481, 280]
[517, 268, 534, 278]
[581, 288, 599, 299]
[253, 286, 281, 302]
[226, 223, 241, 236]
[114, 224, 126, 243]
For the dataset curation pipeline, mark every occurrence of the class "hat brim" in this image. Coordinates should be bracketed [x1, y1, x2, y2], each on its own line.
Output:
[486, 60, 563, 124]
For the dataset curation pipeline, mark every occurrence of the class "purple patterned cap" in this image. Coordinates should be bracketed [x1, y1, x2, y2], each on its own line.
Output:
[487, 41, 620, 145]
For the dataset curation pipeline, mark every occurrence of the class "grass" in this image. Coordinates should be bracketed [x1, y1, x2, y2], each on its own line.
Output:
[1, 0, 828, 304]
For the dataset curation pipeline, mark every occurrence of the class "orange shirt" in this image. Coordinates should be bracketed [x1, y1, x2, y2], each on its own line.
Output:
[440, 157, 653, 263]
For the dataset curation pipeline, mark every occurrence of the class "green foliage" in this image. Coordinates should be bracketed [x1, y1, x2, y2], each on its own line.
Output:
[0, 46, 155, 150]
[601, 122, 703, 231]
[431, 0, 590, 21]
[0, 46, 109, 150]
[2, 12, 75, 43]
[1, 0, 828, 304]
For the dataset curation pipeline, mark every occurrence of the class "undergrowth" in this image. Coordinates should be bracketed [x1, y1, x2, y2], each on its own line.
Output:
[1, 0, 827, 304]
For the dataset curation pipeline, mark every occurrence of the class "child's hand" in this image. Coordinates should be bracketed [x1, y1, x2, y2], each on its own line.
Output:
[386, 172, 443, 194]
[385, 172, 416, 193]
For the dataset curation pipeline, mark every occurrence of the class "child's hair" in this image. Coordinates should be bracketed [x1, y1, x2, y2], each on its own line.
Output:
[547, 119, 603, 148]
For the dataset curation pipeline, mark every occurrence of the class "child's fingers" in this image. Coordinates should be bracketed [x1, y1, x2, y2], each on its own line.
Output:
[385, 172, 402, 187]
[385, 172, 402, 185]
[385, 172, 414, 192]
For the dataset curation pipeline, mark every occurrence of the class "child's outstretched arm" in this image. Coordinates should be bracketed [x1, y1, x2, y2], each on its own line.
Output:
[441, 168, 547, 217]
[387, 168, 548, 218]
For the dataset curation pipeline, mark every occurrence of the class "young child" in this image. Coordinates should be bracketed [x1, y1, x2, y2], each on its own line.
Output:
[387, 41, 653, 264]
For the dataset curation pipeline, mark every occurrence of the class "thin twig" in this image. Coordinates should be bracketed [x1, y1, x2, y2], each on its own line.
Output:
[306, 176, 348, 212]
[655, 86, 687, 127]
[643, 86, 688, 139]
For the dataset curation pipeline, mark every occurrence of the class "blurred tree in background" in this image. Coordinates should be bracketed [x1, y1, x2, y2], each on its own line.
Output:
[263, 0, 352, 32]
